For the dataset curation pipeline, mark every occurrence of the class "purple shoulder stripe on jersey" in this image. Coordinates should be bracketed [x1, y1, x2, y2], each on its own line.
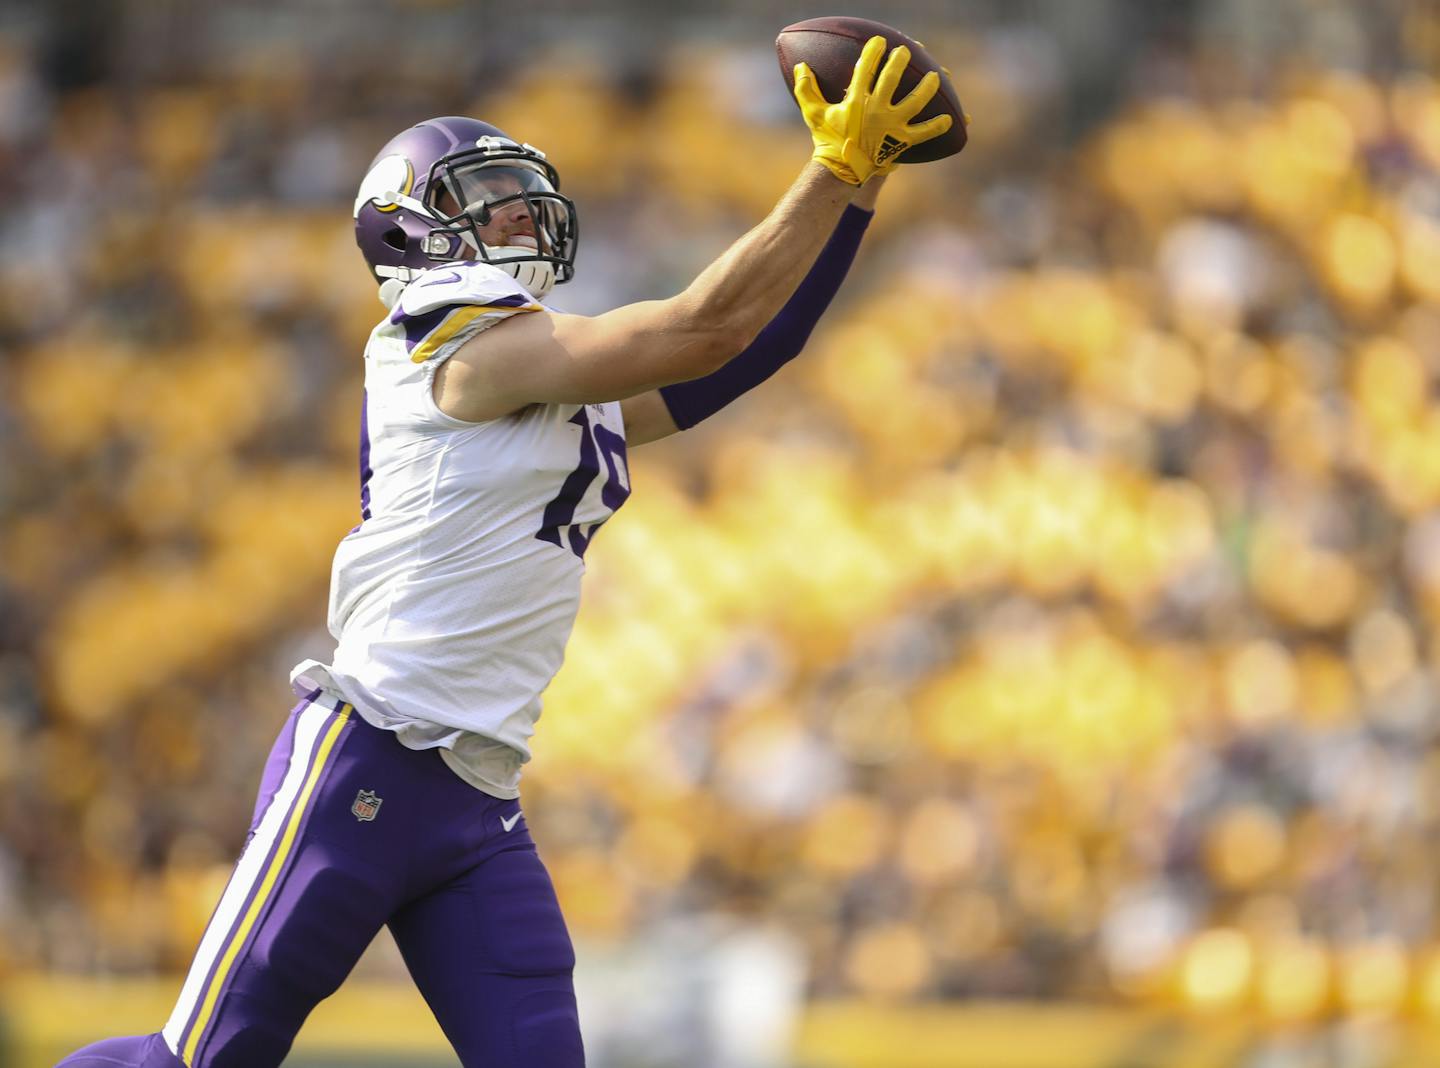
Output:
[386, 281, 535, 351]
[390, 306, 452, 352]
[359, 391, 373, 520]
[481, 292, 536, 309]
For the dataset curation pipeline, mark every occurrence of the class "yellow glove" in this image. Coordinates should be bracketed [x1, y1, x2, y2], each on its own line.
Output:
[793, 35, 954, 186]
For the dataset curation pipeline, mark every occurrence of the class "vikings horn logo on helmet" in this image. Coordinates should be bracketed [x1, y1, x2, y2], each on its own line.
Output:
[353, 116, 578, 300]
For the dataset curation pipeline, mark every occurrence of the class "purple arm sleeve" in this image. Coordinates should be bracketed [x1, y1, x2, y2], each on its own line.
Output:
[658, 203, 873, 430]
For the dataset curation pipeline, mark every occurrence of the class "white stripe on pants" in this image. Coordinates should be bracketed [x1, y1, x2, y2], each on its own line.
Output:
[161, 700, 333, 1057]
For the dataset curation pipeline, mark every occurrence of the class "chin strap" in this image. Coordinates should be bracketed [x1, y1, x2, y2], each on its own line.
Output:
[481, 246, 556, 299]
[377, 277, 407, 309]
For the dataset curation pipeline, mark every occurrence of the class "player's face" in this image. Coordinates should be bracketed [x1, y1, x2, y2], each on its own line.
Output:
[474, 178, 539, 251]
[435, 165, 556, 254]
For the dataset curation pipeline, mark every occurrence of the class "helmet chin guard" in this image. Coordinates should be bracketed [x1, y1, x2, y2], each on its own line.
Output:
[355, 118, 577, 300]
[480, 247, 556, 297]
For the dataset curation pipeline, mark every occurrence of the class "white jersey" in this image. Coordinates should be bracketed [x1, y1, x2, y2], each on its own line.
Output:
[292, 261, 631, 798]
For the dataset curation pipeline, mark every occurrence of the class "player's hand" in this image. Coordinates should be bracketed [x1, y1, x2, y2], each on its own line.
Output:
[793, 36, 954, 186]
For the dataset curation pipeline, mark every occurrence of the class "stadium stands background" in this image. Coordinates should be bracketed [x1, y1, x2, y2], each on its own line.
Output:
[2, 0, 1439, 1064]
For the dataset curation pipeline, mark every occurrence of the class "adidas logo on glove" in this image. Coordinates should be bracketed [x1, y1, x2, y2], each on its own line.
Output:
[875, 134, 909, 165]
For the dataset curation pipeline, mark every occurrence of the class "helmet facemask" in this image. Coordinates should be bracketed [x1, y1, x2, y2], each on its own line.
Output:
[420, 142, 578, 296]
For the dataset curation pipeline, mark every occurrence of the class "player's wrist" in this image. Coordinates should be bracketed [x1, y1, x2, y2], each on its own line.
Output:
[850, 173, 886, 212]
[811, 153, 863, 186]
[804, 157, 866, 195]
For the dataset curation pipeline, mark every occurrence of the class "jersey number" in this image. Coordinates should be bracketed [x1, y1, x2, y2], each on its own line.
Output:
[536, 407, 630, 558]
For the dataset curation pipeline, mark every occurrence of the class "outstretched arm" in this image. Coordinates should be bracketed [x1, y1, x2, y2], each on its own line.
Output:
[434, 163, 858, 423]
[432, 39, 946, 425]
[622, 177, 885, 446]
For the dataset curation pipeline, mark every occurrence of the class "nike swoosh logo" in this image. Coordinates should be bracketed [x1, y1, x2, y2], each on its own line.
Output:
[500, 811, 522, 832]
[421, 270, 463, 286]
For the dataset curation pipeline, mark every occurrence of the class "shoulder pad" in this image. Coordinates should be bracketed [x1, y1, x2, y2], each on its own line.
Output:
[381, 261, 545, 364]
[397, 261, 543, 319]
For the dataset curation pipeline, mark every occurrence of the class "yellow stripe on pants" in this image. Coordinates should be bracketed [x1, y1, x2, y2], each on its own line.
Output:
[181, 704, 352, 1066]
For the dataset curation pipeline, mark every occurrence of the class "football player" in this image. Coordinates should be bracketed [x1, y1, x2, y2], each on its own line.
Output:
[57, 37, 950, 1068]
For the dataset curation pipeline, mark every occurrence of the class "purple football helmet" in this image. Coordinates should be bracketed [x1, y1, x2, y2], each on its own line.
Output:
[353, 116, 577, 298]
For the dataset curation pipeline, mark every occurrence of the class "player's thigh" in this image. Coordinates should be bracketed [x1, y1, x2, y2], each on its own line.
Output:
[161, 699, 400, 1068]
[389, 842, 584, 1068]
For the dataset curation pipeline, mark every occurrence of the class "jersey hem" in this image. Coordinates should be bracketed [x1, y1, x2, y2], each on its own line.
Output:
[290, 660, 525, 799]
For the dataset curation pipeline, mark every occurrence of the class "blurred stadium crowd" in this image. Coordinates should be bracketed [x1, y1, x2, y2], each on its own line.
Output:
[4, 0, 1440, 1039]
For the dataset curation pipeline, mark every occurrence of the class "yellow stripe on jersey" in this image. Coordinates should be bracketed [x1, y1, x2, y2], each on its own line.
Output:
[180, 704, 352, 1066]
[409, 302, 542, 364]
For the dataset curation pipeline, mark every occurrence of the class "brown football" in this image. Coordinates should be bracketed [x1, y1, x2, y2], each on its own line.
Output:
[776, 16, 967, 164]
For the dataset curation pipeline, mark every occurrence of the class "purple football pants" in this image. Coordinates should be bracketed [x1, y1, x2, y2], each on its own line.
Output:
[55, 691, 584, 1068]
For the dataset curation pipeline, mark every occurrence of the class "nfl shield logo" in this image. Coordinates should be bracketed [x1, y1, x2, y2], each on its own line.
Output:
[351, 789, 383, 822]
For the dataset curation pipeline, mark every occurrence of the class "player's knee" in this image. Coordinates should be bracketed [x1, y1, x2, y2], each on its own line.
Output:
[510, 986, 585, 1068]
[476, 849, 577, 976]
[503, 918, 577, 977]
